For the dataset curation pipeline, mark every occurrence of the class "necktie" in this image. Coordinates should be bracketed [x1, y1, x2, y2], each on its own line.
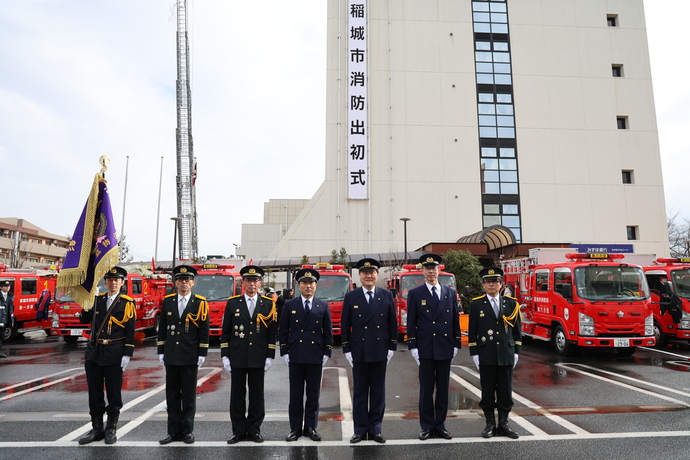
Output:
[367, 291, 373, 305]
[431, 286, 440, 305]
[305, 299, 310, 313]
[106, 296, 113, 308]
[178, 297, 186, 317]
[491, 297, 500, 317]
[248, 297, 255, 317]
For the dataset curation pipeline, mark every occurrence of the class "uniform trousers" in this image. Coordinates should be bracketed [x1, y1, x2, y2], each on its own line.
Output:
[352, 360, 387, 435]
[479, 365, 514, 412]
[288, 363, 322, 431]
[418, 358, 451, 431]
[85, 359, 123, 418]
[230, 367, 265, 436]
[165, 364, 198, 435]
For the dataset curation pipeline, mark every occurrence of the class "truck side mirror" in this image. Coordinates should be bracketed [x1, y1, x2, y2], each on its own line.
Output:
[390, 288, 398, 298]
[463, 285, 471, 298]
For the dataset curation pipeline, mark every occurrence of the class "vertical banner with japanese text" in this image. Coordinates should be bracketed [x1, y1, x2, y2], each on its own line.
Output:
[348, 0, 368, 199]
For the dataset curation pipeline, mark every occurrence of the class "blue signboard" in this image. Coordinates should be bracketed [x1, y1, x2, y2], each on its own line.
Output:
[570, 244, 634, 253]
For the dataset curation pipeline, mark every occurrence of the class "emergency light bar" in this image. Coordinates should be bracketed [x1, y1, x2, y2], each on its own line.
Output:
[402, 264, 446, 270]
[655, 258, 690, 265]
[194, 264, 235, 270]
[565, 253, 624, 260]
[303, 264, 345, 270]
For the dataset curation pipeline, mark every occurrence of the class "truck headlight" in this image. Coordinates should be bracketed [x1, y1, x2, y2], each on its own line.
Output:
[679, 320, 690, 330]
[401, 311, 407, 327]
[579, 312, 594, 336]
[52, 317, 59, 328]
[645, 314, 654, 336]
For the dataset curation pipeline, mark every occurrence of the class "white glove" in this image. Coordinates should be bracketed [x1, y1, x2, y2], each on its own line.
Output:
[472, 355, 480, 370]
[345, 352, 354, 368]
[121, 356, 130, 371]
[387, 350, 394, 364]
[222, 356, 231, 374]
[410, 348, 420, 366]
[284, 354, 290, 366]
[197, 356, 205, 369]
[158, 354, 165, 367]
[264, 357, 273, 373]
[513, 353, 519, 369]
[322, 355, 329, 367]
[453, 347, 458, 359]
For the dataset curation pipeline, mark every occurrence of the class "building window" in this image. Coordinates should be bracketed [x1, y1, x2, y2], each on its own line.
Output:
[622, 170, 633, 184]
[607, 15, 617, 27]
[617, 117, 628, 129]
[612, 64, 623, 77]
[627, 226, 638, 240]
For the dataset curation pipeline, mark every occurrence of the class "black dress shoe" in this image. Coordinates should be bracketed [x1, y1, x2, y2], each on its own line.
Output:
[306, 427, 321, 441]
[0, 353, 6, 358]
[372, 433, 386, 444]
[227, 434, 242, 444]
[419, 430, 431, 440]
[159, 433, 182, 445]
[350, 433, 363, 444]
[435, 429, 452, 440]
[183, 433, 195, 444]
[252, 433, 264, 443]
[286, 430, 302, 441]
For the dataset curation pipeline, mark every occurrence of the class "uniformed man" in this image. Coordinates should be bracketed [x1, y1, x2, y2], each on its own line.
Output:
[220, 265, 277, 444]
[158, 265, 210, 445]
[407, 253, 461, 440]
[469, 266, 521, 439]
[0, 280, 14, 358]
[279, 267, 333, 442]
[341, 258, 397, 444]
[78, 266, 136, 445]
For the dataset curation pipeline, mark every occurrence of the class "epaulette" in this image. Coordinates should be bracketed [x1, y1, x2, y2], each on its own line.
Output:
[472, 294, 486, 300]
[194, 294, 207, 300]
[261, 295, 273, 301]
[121, 295, 133, 301]
[97, 292, 107, 297]
[165, 293, 176, 298]
[505, 295, 518, 301]
[229, 295, 242, 300]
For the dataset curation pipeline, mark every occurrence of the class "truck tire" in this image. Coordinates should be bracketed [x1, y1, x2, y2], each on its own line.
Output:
[63, 336, 79, 344]
[146, 316, 160, 337]
[2, 323, 16, 342]
[615, 347, 636, 357]
[553, 325, 575, 356]
[653, 320, 668, 348]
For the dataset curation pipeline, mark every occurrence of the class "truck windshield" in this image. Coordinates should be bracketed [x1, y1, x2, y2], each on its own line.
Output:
[400, 274, 455, 299]
[315, 275, 350, 302]
[55, 290, 74, 302]
[574, 266, 650, 301]
[194, 275, 235, 301]
[671, 269, 690, 300]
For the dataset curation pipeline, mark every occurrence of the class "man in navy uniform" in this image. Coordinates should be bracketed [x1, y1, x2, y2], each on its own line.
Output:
[469, 266, 521, 439]
[341, 258, 397, 444]
[221, 265, 277, 444]
[158, 265, 210, 445]
[280, 267, 333, 442]
[78, 266, 136, 445]
[407, 254, 460, 440]
[0, 280, 14, 358]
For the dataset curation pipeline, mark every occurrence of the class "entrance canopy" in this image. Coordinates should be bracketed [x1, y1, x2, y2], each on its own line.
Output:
[456, 225, 516, 251]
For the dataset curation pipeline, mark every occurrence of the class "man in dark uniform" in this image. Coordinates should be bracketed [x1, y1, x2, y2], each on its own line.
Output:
[469, 266, 522, 439]
[407, 254, 461, 440]
[0, 280, 14, 358]
[280, 267, 333, 442]
[158, 265, 210, 445]
[341, 258, 397, 444]
[220, 265, 277, 444]
[78, 266, 136, 445]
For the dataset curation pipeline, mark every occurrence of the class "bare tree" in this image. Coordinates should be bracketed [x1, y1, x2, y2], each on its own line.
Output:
[668, 210, 690, 257]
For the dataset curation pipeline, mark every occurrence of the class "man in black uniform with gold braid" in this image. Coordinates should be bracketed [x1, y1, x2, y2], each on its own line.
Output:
[221, 265, 277, 444]
[78, 266, 136, 445]
[469, 266, 521, 439]
[158, 265, 210, 445]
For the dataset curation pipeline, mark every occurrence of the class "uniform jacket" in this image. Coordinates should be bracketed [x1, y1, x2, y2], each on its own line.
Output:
[220, 295, 277, 368]
[279, 296, 333, 364]
[157, 293, 210, 366]
[80, 293, 136, 366]
[0, 292, 14, 327]
[406, 284, 461, 360]
[341, 287, 397, 362]
[468, 294, 522, 366]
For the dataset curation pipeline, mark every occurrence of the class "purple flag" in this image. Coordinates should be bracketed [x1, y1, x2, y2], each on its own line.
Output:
[57, 173, 119, 311]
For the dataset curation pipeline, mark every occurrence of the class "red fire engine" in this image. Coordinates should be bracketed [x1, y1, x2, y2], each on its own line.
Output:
[300, 263, 352, 336]
[0, 265, 58, 341]
[386, 264, 458, 342]
[501, 248, 655, 356]
[642, 258, 690, 346]
[189, 264, 243, 336]
[52, 270, 171, 342]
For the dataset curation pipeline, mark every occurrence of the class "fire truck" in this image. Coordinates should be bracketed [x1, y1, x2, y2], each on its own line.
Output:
[301, 263, 352, 336]
[642, 258, 690, 346]
[0, 265, 58, 341]
[51, 269, 171, 343]
[501, 248, 655, 356]
[188, 264, 243, 336]
[386, 264, 458, 342]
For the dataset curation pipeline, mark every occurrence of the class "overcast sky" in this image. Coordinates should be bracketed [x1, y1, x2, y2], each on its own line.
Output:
[0, 1, 687, 262]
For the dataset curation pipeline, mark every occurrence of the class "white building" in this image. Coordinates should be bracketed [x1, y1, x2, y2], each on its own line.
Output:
[246, 0, 668, 262]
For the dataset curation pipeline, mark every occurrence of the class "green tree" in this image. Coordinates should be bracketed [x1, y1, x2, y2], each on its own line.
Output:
[300, 254, 310, 265]
[329, 247, 349, 268]
[441, 249, 483, 313]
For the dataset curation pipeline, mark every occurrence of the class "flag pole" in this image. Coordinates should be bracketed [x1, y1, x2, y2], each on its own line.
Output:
[154, 156, 164, 262]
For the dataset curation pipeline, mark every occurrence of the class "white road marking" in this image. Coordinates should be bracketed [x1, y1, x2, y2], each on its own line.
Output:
[324, 366, 354, 441]
[0, 368, 83, 402]
[639, 347, 690, 360]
